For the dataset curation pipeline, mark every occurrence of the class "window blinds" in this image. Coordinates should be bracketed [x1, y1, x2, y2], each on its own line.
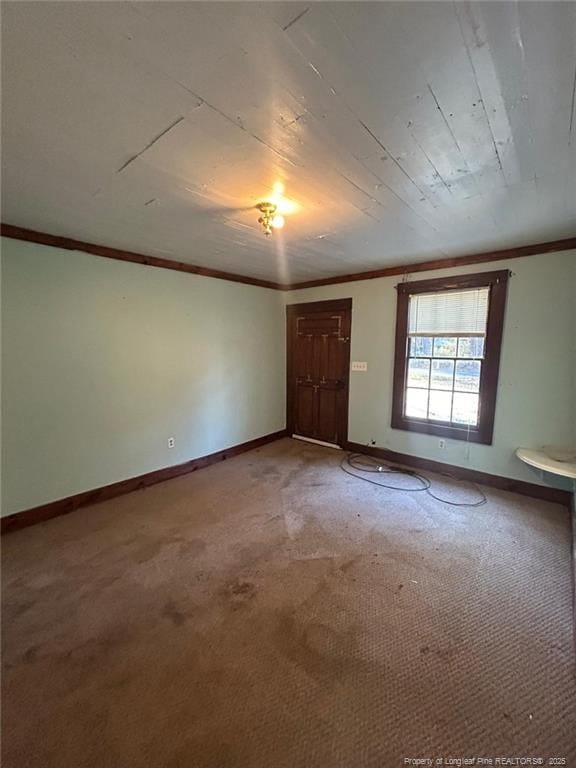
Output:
[408, 287, 489, 336]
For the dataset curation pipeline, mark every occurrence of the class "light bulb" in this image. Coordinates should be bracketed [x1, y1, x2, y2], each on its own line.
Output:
[271, 214, 285, 229]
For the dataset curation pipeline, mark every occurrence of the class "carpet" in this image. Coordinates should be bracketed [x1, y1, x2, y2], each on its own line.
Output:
[2, 438, 575, 766]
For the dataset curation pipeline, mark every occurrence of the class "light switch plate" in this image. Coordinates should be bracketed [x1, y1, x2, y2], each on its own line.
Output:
[351, 361, 368, 371]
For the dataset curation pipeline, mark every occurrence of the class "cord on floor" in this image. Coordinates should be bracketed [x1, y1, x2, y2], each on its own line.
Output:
[340, 453, 487, 507]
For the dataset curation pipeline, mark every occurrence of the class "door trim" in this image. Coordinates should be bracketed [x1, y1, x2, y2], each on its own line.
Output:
[286, 298, 352, 446]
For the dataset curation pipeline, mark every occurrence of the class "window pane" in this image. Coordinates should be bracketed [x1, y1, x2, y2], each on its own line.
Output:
[432, 337, 457, 357]
[407, 358, 430, 388]
[410, 336, 432, 357]
[430, 359, 454, 390]
[428, 390, 452, 422]
[455, 360, 481, 392]
[452, 392, 479, 425]
[457, 337, 485, 358]
[405, 388, 428, 419]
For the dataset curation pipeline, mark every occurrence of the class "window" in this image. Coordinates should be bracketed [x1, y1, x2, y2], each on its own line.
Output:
[391, 270, 509, 444]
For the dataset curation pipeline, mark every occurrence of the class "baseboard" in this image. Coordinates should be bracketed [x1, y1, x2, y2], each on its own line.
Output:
[344, 441, 572, 507]
[1, 429, 288, 534]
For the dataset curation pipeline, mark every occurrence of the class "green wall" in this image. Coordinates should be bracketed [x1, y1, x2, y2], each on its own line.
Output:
[1, 238, 286, 515]
[285, 250, 576, 489]
[2, 238, 573, 517]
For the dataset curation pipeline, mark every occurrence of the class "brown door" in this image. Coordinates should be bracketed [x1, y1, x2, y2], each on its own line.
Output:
[286, 299, 352, 446]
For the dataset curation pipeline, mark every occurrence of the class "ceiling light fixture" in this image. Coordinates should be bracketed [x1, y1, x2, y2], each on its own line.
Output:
[256, 183, 298, 235]
[257, 202, 283, 236]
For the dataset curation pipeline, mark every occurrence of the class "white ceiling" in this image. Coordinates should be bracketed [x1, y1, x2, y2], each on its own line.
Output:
[2, 1, 575, 284]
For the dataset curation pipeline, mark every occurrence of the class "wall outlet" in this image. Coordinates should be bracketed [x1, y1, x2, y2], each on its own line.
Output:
[351, 361, 368, 372]
[167, 437, 175, 449]
[439, 439, 446, 449]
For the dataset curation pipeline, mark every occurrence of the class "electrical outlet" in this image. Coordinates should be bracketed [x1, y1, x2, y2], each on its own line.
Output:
[439, 439, 446, 449]
[167, 437, 175, 449]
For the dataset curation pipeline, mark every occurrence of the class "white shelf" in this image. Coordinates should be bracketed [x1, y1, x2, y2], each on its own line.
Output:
[516, 447, 576, 480]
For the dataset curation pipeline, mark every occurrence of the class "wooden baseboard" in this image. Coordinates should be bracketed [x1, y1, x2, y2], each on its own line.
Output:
[344, 441, 572, 507]
[3, 432, 569, 534]
[1, 429, 288, 534]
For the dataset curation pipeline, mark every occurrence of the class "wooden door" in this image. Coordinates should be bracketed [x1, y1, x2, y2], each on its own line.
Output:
[286, 299, 352, 446]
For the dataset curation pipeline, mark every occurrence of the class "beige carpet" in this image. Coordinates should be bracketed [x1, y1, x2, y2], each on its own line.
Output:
[2, 438, 575, 767]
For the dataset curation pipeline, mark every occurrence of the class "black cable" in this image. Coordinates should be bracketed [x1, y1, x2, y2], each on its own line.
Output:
[341, 453, 431, 492]
[340, 452, 487, 507]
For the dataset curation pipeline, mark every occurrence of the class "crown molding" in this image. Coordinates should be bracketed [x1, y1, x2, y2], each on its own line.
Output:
[0, 224, 285, 291]
[3, 224, 574, 292]
[283, 236, 576, 290]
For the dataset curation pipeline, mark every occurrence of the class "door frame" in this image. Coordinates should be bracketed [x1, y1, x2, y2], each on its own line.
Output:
[286, 298, 352, 446]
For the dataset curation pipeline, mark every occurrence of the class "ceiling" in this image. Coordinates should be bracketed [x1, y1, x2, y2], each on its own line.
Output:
[2, 2, 575, 284]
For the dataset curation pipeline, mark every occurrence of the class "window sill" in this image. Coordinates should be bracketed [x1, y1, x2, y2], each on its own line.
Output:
[390, 415, 493, 445]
